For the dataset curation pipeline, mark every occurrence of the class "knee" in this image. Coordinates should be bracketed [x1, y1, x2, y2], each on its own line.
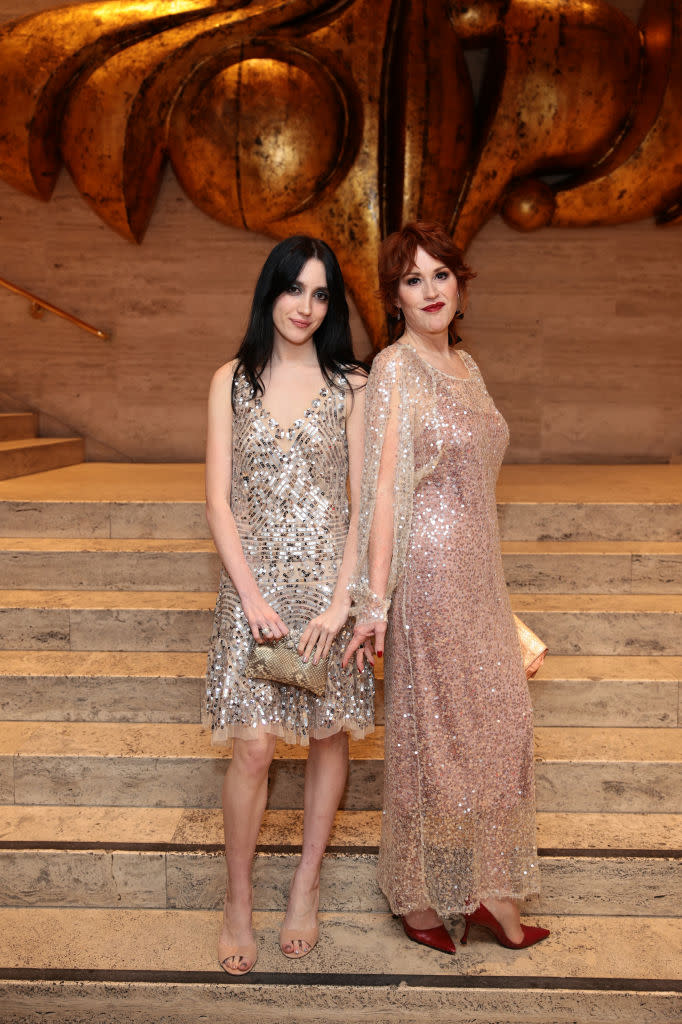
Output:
[231, 736, 275, 779]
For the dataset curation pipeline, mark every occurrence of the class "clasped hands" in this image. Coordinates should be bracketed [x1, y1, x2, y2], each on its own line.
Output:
[242, 593, 354, 666]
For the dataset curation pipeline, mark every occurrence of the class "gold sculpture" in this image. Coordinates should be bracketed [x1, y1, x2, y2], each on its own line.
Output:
[551, 0, 682, 229]
[0, 0, 679, 346]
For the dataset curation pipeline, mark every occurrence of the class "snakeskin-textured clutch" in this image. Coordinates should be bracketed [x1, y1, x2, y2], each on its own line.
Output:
[245, 632, 328, 697]
[513, 614, 548, 679]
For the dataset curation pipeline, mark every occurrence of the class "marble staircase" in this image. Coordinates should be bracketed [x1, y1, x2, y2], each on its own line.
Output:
[0, 463, 680, 1023]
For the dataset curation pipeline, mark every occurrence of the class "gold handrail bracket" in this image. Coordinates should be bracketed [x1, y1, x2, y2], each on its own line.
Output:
[0, 275, 110, 341]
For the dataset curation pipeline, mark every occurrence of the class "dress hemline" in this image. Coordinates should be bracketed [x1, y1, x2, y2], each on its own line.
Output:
[207, 719, 375, 749]
[379, 882, 542, 920]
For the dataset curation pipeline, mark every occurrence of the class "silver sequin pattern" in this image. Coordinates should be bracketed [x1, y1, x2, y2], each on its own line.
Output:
[205, 370, 374, 747]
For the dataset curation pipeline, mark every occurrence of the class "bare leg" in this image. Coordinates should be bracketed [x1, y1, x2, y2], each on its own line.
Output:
[280, 729, 349, 956]
[220, 734, 277, 973]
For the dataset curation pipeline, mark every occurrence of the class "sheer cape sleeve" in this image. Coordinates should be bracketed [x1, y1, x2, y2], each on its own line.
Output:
[350, 344, 442, 624]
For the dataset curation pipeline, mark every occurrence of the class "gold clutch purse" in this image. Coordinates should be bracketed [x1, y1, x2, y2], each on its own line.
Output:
[245, 631, 328, 697]
[514, 614, 548, 679]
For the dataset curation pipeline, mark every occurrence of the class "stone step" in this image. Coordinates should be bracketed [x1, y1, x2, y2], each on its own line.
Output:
[3, 805, 679, 849]
[512, 594, 682, 656]
[0, 463, 209, 538]
[3, 806, 679, 853]
[0, 908, 679, 1024]
[0, 652, 679, 728]
[0, 538, 219, 591]
[0, 589, 215, 651]
[1, 847, 676, 917]
[503, 541, 682, 593]
[0, 438, 85, 482]
[530, 655, 682, 727]
[496, 464, 682, 542]
[0, 463, 680, 540]
[2, 538, 682, 593]
[1, 590, 681, 655]
[0, 651, 208, 724]
[1, 723, 679, 813]
[0, 808, 678, 916]
[0, 413, 37, 442]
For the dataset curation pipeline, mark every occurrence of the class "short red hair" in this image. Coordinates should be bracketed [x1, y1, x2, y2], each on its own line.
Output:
[378, 221, 475, 345]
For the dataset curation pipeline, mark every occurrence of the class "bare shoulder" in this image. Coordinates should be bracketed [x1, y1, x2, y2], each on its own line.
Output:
[207, 361, 239, 418]
[212, 358, 239, 386]
[209, 359, 239, 400]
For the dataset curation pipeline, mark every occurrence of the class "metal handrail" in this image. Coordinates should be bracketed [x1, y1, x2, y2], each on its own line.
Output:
[0, 275, 110, 341]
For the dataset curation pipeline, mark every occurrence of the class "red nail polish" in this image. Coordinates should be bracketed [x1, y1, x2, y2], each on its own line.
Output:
[377, 651, 383, 657]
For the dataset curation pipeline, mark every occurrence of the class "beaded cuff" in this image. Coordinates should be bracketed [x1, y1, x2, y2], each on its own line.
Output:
[354, 588, 391, 624]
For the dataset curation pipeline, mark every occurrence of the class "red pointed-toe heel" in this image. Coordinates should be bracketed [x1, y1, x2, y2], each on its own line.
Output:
[400, 916, 456, 955]
[460, 903, 549, 950]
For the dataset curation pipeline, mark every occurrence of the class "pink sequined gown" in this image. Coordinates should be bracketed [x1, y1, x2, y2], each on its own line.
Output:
[354, 343, 539, 917]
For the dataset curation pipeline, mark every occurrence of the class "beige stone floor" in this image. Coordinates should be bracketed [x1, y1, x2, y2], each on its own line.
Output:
[1, 589, 680, 611]
[1, 805, 680, 850]
[0, 908, 679, 980]
[0, 438, 80, 453]
[0, 463, 205, 501]
[2, 537, 681, 553]
[1, 721, 679, 761]
[0, 462, 680, 502]
[0, 651, 678, 680]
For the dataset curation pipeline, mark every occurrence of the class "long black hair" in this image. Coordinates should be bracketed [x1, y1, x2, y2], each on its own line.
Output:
[232, 235, 367, 409]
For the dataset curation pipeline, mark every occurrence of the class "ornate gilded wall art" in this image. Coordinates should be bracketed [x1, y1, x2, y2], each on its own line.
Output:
[0, 0, 680, 345]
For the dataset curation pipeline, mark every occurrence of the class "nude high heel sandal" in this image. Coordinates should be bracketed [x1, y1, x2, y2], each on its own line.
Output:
[218, 938, 258, 975]
[279, 920, 319, 959]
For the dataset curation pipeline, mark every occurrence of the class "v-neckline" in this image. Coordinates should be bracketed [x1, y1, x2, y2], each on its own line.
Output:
[254, 383, 331, 454]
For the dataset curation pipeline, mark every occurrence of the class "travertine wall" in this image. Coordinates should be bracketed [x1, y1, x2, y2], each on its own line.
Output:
[0, 0, 679, 462]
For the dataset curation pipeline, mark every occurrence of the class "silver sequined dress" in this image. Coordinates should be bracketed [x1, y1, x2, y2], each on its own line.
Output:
[205, 370, 374, 747]
[353, 344, 539, 917]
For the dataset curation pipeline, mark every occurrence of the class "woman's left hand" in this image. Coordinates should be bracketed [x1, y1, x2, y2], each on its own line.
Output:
[299, 600, 350, 665]
[342, 619, 385, 672]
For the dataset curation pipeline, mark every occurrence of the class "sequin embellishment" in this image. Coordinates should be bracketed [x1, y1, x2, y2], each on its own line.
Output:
[205, 371, 374, 747]
[353, 345, 539, 916]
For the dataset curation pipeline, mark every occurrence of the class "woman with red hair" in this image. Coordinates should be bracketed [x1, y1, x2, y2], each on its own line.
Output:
[344, 222, 549, 955]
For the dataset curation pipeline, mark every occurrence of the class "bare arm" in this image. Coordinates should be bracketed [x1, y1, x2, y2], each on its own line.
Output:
[205, 362, 287, 642]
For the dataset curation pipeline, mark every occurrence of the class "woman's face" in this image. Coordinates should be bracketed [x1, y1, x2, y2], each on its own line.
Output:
[272, 258, 329, 347]
[396, 246, 459, 336]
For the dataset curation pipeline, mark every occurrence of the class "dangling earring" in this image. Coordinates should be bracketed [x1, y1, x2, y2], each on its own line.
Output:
[395, 307, 402, 319]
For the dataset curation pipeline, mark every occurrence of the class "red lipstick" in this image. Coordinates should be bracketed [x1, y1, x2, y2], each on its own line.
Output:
[422, 302, 445, 313]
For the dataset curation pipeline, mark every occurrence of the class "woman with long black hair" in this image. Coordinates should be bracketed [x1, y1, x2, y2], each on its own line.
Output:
[204, 236, 372, 975]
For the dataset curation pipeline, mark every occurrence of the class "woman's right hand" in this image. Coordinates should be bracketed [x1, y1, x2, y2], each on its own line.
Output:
[342, 619, 387, 672]
[241, 593, 288, 643]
